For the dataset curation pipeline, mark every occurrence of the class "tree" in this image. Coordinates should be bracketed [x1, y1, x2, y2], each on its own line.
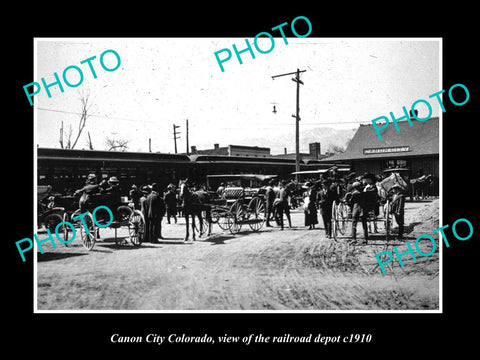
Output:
[105, 137, 130, 151]
[327, 144, 345, 154]
[86, 131, 94, 150]
[59, 90, 92, 149]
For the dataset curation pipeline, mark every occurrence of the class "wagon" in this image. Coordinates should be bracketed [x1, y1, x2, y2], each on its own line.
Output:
[205, 174, 277, 234]
[330, 172, 407, 241]
[37, 185, 66, 233]
[331, 197, 392, 241]
[58, 193, 145, 251]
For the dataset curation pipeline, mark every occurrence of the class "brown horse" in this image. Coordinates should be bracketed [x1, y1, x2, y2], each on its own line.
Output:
[179, 181, 212, 241]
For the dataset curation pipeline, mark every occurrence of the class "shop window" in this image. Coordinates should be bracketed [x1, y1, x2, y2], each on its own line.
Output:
[384, 159, 408, 169]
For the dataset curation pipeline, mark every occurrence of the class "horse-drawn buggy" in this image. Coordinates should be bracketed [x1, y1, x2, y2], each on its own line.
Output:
[37, 185, 67, 232]
[291, 166, 351, 209]
[187, 174, 277, 236]
[330, 171, 407, 241]
[58, 190, 145, 251]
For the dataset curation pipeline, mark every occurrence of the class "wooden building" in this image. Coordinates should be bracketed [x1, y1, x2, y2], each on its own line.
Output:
[320, 117, 440, 195]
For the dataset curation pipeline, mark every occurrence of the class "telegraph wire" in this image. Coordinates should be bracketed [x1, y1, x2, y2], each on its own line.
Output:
[37, 107, 155, 123]
[37, 107, 369, 127]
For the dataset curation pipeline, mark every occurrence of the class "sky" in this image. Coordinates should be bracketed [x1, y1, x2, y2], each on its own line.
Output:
[34, 38, 440, 154]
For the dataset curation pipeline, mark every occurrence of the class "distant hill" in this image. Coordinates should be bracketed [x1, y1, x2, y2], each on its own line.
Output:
[244, 126, 358, 155]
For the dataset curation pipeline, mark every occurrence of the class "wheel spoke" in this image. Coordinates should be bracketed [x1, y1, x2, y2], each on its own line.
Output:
[129, 210, 144, 246]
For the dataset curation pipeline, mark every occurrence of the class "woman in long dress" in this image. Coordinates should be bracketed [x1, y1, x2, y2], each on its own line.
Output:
[303, 182, 318, 229]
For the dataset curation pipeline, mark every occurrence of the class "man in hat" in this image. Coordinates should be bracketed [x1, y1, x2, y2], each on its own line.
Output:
[303, 181, 318, 229]
[390, 184, 405, 240]
[144, 183, 166, 243]
[363, 173, 379, 230]
[129, 184, 142, 210]
[164, 184, 178, 224]
[139, 185, 151, 242]
[273, 181, 293, 230]
[216, 182, 226, 198]
[265, 179, 276, 227]
[74, 173, 100, 212]
[102, 176, 122, 211]
[348, 181, 368, 244]
[318, 178, 337, 238]
[106, 176, 121, 194]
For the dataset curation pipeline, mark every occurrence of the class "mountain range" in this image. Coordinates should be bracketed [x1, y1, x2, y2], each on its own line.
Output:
[242, 126, 358, 155]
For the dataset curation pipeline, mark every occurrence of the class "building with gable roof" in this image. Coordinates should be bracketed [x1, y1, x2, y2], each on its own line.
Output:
[320, 117, 440, 195]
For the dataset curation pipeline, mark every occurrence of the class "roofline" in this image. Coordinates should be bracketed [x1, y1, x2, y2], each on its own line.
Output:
[318, 153, 439, 162]
[37, 147, 192, 161]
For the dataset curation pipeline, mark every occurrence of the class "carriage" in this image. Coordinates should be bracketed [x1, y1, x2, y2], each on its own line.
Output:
[331, 196, 392, 241]
[202, 174, 277, 235]
[58, 192, 146, 250]
[291, 166, 351, 209]
[37, 185, 67, 232]
[330, 172, 407, 241]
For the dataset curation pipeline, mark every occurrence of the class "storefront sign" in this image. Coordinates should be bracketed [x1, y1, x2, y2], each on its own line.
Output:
[363, 146, 410, 155]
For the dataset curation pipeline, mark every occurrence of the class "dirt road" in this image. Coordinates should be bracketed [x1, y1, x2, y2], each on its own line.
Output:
[36, 200, 440, 311]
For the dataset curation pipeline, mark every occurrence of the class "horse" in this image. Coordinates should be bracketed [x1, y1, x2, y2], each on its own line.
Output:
[283, 181, 305, 209]
[376, 172, 408, 217]
[272, 181, 297, 228]
[179, 181, 212, 241]
[377, 172, 408, 201]
[410, 174, 434, 200]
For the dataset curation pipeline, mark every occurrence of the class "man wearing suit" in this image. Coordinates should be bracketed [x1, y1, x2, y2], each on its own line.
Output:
[164, 184, 178, 224]
[265, 180, 276, 227]
[144, 183, 166, 243]
[273, 181, 292, 230]
[318, 179, 337, 238]
[348, 181, 368, 244]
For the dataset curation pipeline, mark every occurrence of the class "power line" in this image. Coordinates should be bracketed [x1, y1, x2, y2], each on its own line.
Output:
[38, 107, 368, 127]
[37, 107, 155, 123]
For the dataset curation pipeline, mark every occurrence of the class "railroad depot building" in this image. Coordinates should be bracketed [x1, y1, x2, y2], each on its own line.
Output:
[320, 117, 440, 195]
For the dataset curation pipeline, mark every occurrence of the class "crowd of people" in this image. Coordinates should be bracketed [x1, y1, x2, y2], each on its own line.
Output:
[71, 174, 181, 244]
[70, 169, 407, 245]
[258, 170, 406, 244]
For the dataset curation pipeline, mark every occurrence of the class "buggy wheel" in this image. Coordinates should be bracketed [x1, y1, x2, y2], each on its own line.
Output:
[78, 212, 96, 250]
[58, 211, 71, 247]
[230, 201, 244, 221]
[117, 205, 133, 223]
[43, 212, 63, 233]
[331, 201, 338, 241]
[230, 217, 242, 234]
[247, 197, 265, 231]
[217, 211, 234, 231]
[336, 202, 348, 235]
[129, 210, 145, 246]
[230, 201, 244, 234]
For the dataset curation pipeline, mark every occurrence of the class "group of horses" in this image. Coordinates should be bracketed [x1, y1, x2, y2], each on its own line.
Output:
[176, 172, 423, 241]
[177, 180, 298, 241]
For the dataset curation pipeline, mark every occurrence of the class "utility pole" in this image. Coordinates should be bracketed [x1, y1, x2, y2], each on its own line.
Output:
[186, 119, 189, 155]
[173, 124, 181, 154]
[271, 68, 306, 179]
